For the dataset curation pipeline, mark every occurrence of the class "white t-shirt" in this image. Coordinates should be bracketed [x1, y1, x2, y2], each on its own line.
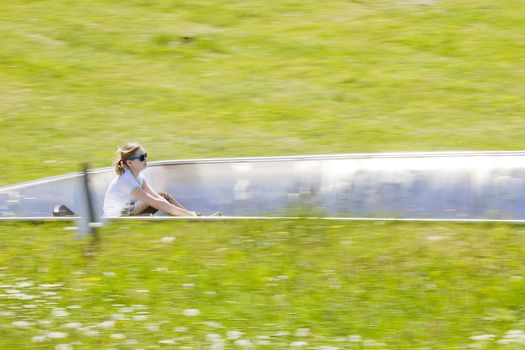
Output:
[103, 169, 144, 217]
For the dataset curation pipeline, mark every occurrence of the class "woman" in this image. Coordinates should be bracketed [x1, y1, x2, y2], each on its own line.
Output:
[103, 142, 198, 217]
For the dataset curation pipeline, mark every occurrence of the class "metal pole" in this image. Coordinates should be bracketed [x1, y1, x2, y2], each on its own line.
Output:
[79, 163, 99, 238]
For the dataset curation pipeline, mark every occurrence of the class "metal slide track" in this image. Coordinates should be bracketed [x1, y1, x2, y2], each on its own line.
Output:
[2, 151, 525, 222]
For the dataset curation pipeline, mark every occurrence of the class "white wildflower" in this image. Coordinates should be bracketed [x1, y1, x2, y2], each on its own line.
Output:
[52, 309, 69, 317]
[31, 335, 47, 342]
[14, 293, 36, 300]
[119, 307, 134, 313]
[255, 339, 271, 345]
[16, 282, 33, 288]
[158, 339, 175, 344]
[182, 283, 195, 288]
[227, 330, 243, 340]
[174, 326, 187, 332]
[295, 328, 310, 337]
[103, 272, 116, 277]
[274, 331, 289, 337]
[182, 308, 200, 317]
[291, 341, 308, 347]
[97, 320, 115, 328]
[55, 344, 72, 350]
[202, 321, 222, 329]
[147, 323, 160, 332]
[12, 320, 31, 328]
[84, 330, 99, 337]
[210, 339, 225, 350]
[63, 322, 81, 329]
[112, 314, 126, 320]
[471, 334, 495, 341]
[498, 329, 525, 344]
[39, 283, 63, 288]
[136, 289, 149, 293]
[348, 335, 362, 342]
[110, 333, 126, 340]
[133, 315, 148, 321]
[161, 236, 176, 244]
[47, 331, 68, 339]
[234, 339, 252, 347]
[505, 330, 525, 337]
[42, 292, 58, 296]
[363, 339, 376, 346]
[426, 235, 446, 241]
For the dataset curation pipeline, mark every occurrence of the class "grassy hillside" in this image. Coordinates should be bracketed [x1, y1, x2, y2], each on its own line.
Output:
[1, 1, 525, 349]
[1, 220, 525, 349]
[1, 0, 525, 185]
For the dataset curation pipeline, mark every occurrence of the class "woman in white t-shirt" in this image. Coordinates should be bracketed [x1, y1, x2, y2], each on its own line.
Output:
[103, 142, 198, 217]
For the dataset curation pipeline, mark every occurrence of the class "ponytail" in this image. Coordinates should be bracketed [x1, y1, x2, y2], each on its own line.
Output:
[113, 142, 142, 175]
[115, 159, 127, 175]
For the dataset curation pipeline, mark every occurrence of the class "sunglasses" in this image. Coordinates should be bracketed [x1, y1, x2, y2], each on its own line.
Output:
[128, 152, 148, 162]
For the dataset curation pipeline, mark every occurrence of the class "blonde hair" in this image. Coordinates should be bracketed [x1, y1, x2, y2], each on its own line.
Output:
[114, 142, 142, 175]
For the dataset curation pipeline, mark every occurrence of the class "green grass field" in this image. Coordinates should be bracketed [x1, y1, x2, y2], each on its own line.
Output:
[2, 221, 525, 349]
[2, 0, 525, 348]
[2, 0, 525, 185]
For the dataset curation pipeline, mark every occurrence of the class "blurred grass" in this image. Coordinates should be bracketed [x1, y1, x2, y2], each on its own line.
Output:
[2, 1, 525, 349]
[1, 0, 525, 185]
[1, 220, 525, 349]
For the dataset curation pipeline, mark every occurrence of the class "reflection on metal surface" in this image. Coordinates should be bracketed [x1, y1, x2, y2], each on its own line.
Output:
[2, 151, 525, 220]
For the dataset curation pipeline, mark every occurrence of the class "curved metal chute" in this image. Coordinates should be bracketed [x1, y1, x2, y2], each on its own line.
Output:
[1, 151, 525, 221]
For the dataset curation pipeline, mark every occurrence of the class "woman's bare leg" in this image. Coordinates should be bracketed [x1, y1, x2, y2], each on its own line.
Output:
[159, 192, 187, 210]
[131, 192, 188, 216]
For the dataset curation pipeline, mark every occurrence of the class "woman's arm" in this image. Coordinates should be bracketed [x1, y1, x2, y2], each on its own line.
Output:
[142, 179, 190, 211]
[131, 187, 197, 216]
[141, 179, 163, 199]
